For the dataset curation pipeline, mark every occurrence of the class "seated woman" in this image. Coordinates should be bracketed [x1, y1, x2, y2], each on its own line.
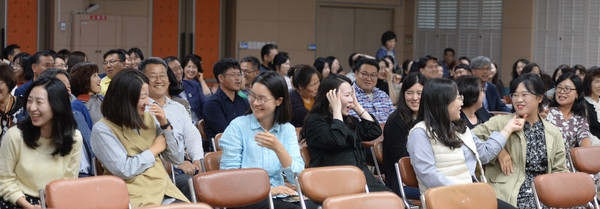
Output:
[472, 73, 567, 208]
[69, 62, 103, 124]
[0, 77, 82, 209]
[91, 69, 188, 207]
[313, 57, 331, 78]
[302, 74, 390, 192]
[0, 63, 20, 138]
[382, 72, 426, 198]
[220, 71, 313, 209]
[289, 65, 320, 127]
[456, 75, 493, 128]
[584, 67, 600, 140]
[407, 78, 521, 209]
[545, 73, 591, 171]
[269, 52, 292, 92]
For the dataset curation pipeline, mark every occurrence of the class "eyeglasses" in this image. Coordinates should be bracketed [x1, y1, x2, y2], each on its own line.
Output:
[510, 92, 535, 100]
[223, 73, 243, 78]
[358, 71, 378, 80]
[248, 93, 272, 105]
[474, 66, 491, 71]
[103, 59, 121, 66]
[242, 69, 257, 75]
[148, 74, 168, 81]
[556, 85, 576, 94]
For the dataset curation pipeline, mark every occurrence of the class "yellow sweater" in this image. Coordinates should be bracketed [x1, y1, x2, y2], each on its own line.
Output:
[100, 76, 112, 96]
[0, 127, 82, 205]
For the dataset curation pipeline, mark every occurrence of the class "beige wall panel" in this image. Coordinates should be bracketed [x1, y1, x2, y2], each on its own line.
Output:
[500, 0, 535, 84]
[353, 8, 393, 56]
[278, 0, 317, 22]
[277, 22, 315, 51]
[121, 16, 148, 52]
[316, 6, 355, 72]
[323, 0, 402, 6]
[237, 20, 280, 41]
[236, 0, 280, 21]
[90, 0, 149, 16]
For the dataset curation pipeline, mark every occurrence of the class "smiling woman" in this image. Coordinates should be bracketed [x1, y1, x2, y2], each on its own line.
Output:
[0, 63, 20, 138]
[70, 62, 103, 124]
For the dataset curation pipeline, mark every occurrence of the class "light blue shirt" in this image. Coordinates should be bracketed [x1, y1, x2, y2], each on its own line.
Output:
[219, 114, 304, 188]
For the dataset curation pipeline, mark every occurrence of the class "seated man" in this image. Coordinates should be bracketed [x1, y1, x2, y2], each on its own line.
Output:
[350, 57, 395, 123]
[141, 57, 203, 200]
[470, 56, 510, 112]
[418, 55, 443, 79]
[99, 49, 127, 96]
[203, 58, 249, 152]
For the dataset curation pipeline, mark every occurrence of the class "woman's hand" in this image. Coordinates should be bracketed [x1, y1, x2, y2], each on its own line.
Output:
[177, 161, 197, 175]
[255, 131, 284, 152]
[270, 185, 297, 196]
[147, 103, 168, 126]
[501, 114, 525, 135]
[196, 72, 204, 81]
[16, 197, 41, 209]
[350, 90, 363, 113]
[326, 89, 342, 114]
[498, 149, 513, 175]
[149, 134, 167, 157]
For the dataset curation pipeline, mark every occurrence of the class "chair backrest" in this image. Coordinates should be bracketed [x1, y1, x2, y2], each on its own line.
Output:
[45, 176, 129, 209]
[374, 141, 383, 164]
[192, 168, 270, 208]
[94, 157, 104, 176]
[214, 133, 223, 151]
[398, 157, 418, 187]
[300, 146, 310, 168]
[203, 151, 222, 172]
[322, 191, 404, 209]
[424, 183, 497, 209]
[533, 172, 597, 208]
[197, 119, 207, 141]
[571, 146, 600, 174]
[298, 165, 366, 203]
[139, 203, 213, 209]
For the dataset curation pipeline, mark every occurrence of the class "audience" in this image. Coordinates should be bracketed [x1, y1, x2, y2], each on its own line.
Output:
[441, 48, 455, 78]
[350, 58, 395, 123]
[14, 51, 54, 97]
[574, 64, 588, 81]
[418, 55, 442, 79]
[382, 72, 426, 198]
[66, 51, 87, 72]
[203, 58, 249, 152]
[452, 63, 472, 80]
[313, 57, 331, 79]
[584, 67, 600, 139]
[376, 31, 397, 64]
[165, 56, 207, 124]
[128, 47, 144, 69]
[546, 64, 573, 98]
[375, 57, 397, 104]
[0, 64, 20, 138]
[99, 49, 126, 96]
[0, 77, 82, 209]
[325, 56, 342, 75]
[457, 75, 493, 129]
[2, 44, 20, 63]
[182, 54, 212, 96]
[269, 52, 292, 92]
[69, 62, 103, 124]
[407, 78, 520, 209]
[11, 53, 32, 88]
[91, 69, 188, 207]
[302, 74, 390, 192]
[511, 58, 529, 81]
[289, 64, 320, 127]
[521, 63, 542, 77]
[471, 56, 510, 112]
[260, 43, 278, 72]
[472, 73, 567, 208]
[240, 56, 261, 96]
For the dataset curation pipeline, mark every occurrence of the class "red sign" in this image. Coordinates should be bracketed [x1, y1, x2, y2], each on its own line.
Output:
[90, 15, 107, 20]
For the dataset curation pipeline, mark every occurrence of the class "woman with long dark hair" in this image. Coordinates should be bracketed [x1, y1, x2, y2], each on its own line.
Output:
[302, 74, 389, 191]
[584, 67, 600, 139]
[0, 77, 81, 209]
[408, 78, 522, 209]
[382, 72, 426, 198]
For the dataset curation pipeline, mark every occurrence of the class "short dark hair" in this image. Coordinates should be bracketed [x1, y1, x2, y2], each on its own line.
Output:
[417, 55, 438, 70]
[512, 58, 530, 79]
[509, 73, 548, 112]
[182, 54, 203, 73]
[348, 52, 359, 68]
[584, 67, 600, 96]
[269, 52, 290, 71]
[166, 62, 184, 96]
[102, 69, 150, 129]
[213, 58, 241, 83]
[326, 56, 343, 74]
[260, 43, 278, 62]
[521, 63, 541, 76]
[19, 77, 77, 156]
[57, 49, 70, 60]
[247, 71, 292, 124]
[444, 48, 455, 56]
[240, 56, 260, 71]
[103, 49, 126, 62]
[66, 51, 87, 72]
[574, 64, 588, 76]
[313, 57, 328, 76]
[32, 50, 53, 65]
[139, 57, 167, 73]
[291, 64, 320, 89]
[14, 52, 33, 81]
[3, 44, 20, 60]
[39, 68, 70, 81]
[458, 56, 471, 64]
[381, 31, 397, 46]
[549, 73, 587, 117]
[163, 56, 179, 65]
[552, 64, 574, 82]
[0, 63, 17, 90]
[128, 47, 145, 60]
[454, 63, 472, 72]
[456, 75, 482, 108]
[69, 62, 99, 96]
[354, 57, 380, 73]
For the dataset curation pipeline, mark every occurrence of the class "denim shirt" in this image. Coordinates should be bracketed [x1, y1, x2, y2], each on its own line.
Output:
[219, 114, 304, 188]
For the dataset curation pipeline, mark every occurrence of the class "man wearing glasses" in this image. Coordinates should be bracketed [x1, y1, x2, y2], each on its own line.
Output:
[471, 56, 510, 112]
[350, 57, 395, 123]
[240, 56, 261, 97]
[203, 58, 249, 152]
[14, 50, 54, 97]
[99, 49, 127, 96]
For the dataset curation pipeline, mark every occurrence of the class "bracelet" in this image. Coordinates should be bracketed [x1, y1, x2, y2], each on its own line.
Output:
[160, 121, 171, 130]
[359, 110, 366, 116]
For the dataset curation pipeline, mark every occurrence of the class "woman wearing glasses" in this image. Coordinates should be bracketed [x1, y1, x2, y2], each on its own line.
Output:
[407, 78, 521, 209]
[219, 71, 315, 209]
[472, 73, 567, 208]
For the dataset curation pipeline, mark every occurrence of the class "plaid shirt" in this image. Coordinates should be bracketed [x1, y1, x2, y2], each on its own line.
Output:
[350, 83, 395, 123]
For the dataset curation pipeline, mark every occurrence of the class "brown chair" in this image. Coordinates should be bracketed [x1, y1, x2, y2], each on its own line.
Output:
[213, 133, 222, 151]
[295, 127, 302, 141]
[296, 165, 367, 209]
[571, 146, 600, 174]
[139, 203, 213, 209]
[197, 119, 207, 141]
[203, 151, 222, 172]
[93, 157, 104, 176]
[300, 146, 310, 168]
[373, 140, 383, 165]
[424, 183, 497, 209]
[189, 168, 273, 208]
[532, 172, 599, 209]
[394, 157, 420, 208]
[322, 191, 405, 209]
[41, 175, 130, 209]
[161, 156, 176, 184]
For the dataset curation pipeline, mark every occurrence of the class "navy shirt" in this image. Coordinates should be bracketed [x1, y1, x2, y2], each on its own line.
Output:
[203, 87, 250, 147]
[14, 80, 32, 97]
